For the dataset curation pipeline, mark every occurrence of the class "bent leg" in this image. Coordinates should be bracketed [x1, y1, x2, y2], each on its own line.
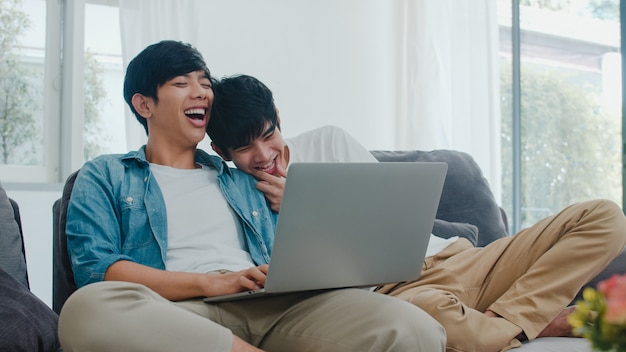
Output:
[487, 199, 626, 339]
[257, 289, 446, 352]
[384, 199, 626, 351]
[382, 249, 524, 352]
[58, 281, 233, 352]
[392, 286, 522, 352]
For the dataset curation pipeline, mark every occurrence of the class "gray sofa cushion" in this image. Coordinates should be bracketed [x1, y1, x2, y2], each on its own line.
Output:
[517, 337, 591, 351]
[0, 181, 61, 351]
[0, 266, 60, 351]
[0, 181, 28, 288]
[372, 150, 509, 246]
[432, 218, 478, 246]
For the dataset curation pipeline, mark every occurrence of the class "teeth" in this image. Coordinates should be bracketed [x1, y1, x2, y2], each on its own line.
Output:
[257, 159, 275, 171]
[184, 108, 205, 115]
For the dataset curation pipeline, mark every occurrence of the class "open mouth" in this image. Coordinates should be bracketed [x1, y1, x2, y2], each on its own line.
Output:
[255, 157, 277, 174]
[184, 108, 206, 120]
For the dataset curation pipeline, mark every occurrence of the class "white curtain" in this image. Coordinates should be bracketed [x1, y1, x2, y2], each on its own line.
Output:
[119, 0, 201, 150]
[396, 0, 501, 199]
[119, 0, 501, 200]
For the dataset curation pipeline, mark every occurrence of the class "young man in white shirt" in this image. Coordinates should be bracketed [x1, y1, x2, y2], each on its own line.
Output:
[208, 74, 626, 351]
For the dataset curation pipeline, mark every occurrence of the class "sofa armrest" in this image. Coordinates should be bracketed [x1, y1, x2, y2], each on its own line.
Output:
[0, 183, 29, 288]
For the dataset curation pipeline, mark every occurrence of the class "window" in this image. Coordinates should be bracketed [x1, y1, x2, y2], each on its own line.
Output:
[499, 0, 622, 231]
[83, 1, 125, 160]
[0, 0, 124, 184]
[61, 0, 124, 180]
[0, 0, 54, 182]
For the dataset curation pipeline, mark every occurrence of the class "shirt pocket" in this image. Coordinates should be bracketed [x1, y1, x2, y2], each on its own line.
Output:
[118, 194, 157, 250]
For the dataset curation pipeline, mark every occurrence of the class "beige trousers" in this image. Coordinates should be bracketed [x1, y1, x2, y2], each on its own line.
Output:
[58, 282, 445, 352]
[377, 199, 626, 352]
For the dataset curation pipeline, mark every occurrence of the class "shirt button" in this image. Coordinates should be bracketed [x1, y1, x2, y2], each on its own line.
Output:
[252, 210, 259, 217]
[126, 196, 133, 204]
[144, 177, 148, 182]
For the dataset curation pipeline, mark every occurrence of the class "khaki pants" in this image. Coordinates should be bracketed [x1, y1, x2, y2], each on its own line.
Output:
[59, 282, 445, 352]
[377, 199, 626, 352]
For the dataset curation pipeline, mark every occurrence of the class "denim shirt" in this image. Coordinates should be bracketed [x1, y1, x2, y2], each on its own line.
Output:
[66, 147, 277, 288]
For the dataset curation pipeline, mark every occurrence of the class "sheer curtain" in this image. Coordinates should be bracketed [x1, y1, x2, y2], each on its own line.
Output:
[396, 0, 501, 198]
[119, 0, 501, 199]
[119, 0, 201, 150]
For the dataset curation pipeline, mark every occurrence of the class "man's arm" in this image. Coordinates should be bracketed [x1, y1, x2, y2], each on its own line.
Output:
[105, 261, 268, 301]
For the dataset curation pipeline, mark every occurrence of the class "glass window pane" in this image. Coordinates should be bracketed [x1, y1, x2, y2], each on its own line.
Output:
[83, 2, 125, 161]
[0, 0, 46, 167]
[500, 0, 622, 230]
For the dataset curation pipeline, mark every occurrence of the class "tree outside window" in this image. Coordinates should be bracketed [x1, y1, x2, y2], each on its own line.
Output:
[500, 0, 622, 229]
[0, 0, 41, 165]
[0, 0, 110, 168]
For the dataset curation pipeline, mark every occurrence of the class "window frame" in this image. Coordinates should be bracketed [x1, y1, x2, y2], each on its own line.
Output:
[2, 0, 122, 187]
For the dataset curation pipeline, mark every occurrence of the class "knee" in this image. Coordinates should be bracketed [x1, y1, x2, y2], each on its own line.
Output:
[368, 294, 447, 351]
[58, 282, 112, 344]
[398, 290, 520, 351]
[582, 199, 622, 220]
[60, 281, 122, 317]
[389, 303, 447, 351]
[397, 289, 483, 349]
[401, 288, 461, 320]
[60, 282, 103, 319]
[58, 281, 144, 350]
[584, 199, 626, 247]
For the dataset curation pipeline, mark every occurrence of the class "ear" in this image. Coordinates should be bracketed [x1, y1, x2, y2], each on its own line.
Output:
[131, 93, 153, 119]
[211, 142, 231, 161]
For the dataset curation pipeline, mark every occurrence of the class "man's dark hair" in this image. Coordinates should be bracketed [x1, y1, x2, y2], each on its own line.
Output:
[208, 74, 279, 157]
[123, 40, 211, 135]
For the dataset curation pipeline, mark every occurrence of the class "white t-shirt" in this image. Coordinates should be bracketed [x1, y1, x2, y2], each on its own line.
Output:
[150, 163, 255, 273]
[285, 125, 456, 257]
[285, 125, 378, 166]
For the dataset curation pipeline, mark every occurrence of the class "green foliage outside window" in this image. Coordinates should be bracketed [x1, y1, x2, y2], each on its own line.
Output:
[0, 0, 40, 165]
[500, 63, 621, 228]
[0, 0, 109, 166]
[83, 51, 110, 161]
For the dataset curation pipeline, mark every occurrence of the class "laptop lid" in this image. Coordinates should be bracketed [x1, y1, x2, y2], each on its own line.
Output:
[204, 162, 447, 302]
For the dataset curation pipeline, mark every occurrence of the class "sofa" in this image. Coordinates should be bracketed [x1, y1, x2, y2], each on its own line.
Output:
[0, 181, 61, 351]
[47, 149, 624, 351]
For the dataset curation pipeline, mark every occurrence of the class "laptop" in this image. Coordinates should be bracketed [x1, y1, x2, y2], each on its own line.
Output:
[203, 162, 447, 303]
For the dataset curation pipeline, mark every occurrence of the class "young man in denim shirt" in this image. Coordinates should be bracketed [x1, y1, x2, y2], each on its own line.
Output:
[57, 40, 446, 352]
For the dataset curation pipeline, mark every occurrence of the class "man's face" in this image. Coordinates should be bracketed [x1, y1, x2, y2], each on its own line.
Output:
[225, 123, 287, 176]
[147, 70, 214, 146]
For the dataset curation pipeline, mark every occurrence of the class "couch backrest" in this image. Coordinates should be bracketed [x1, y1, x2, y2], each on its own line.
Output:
[371, 150, 509, 247]
[52, 170, 80, 314]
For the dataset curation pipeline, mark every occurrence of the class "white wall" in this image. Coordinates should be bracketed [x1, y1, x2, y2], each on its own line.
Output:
[200, 2, 398, 150]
